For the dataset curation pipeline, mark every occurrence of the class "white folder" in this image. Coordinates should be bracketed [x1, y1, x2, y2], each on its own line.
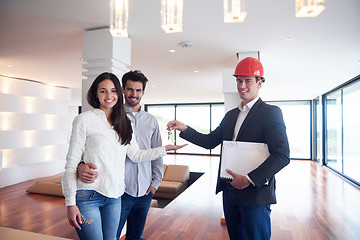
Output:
[220, 141, 270, 179]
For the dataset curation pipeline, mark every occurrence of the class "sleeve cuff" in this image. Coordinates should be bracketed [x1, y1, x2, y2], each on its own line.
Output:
[246, 175, 255, 186]
[160, 146, 167, 156]
[65, 196, 76, 206]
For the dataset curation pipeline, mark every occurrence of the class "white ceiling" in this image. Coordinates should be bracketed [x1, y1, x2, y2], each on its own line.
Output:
[1, 0, 359, 106]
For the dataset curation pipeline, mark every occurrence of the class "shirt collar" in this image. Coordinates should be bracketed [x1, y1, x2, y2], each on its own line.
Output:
[238, 96, 259, 111]
[92, 108, 105, 116]
[124, 105, 142, 116]
[124, 105, 132, 113]
[92, 108, 109, 122]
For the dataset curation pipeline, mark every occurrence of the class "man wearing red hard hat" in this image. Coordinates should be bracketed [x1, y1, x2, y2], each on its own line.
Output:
[167, 57, 290, 240]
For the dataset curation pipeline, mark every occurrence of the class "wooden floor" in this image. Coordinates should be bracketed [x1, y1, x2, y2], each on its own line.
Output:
[1, 155, 360, 240]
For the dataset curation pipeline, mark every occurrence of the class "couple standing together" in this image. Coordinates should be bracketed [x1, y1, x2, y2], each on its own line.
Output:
[62, 57, 290, 240]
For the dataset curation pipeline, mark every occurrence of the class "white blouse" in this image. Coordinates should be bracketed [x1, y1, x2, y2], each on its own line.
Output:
[61, 109, 167, 206]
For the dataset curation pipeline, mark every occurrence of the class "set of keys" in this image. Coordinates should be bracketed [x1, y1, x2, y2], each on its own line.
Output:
[168, 131, 174, 143]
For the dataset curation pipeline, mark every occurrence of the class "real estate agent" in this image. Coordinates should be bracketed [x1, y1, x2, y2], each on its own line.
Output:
[167, 57, 290, 240]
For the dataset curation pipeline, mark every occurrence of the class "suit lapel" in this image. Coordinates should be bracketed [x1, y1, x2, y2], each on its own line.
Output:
[236, 98, 263, 140]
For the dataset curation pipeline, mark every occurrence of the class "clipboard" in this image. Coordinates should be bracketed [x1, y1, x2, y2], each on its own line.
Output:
[220, 140, 270, 179]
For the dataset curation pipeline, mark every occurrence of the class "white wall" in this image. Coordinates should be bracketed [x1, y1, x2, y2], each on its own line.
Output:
[0, 76, 72, 187]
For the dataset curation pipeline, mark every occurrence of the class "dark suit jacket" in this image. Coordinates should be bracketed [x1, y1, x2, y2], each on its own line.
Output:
[180, 98, 290, 206]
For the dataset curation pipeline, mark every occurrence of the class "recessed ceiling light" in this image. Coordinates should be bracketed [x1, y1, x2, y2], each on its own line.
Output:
[286, 37, 295, 42]
[194, 70, 199, 73]
[178, 41, 192, 48]
[169, 49, 176, 53]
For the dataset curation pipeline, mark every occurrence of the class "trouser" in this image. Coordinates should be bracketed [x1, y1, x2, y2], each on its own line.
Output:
[223, 187, 271, 240]
[116, 192, 154, 240]
[75, 190, 121, 240]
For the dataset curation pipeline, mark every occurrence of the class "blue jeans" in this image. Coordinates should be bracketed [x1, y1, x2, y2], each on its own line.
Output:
[75, 190, 121, 240]
[116, 192, 154, 240]
[223, 187, 271, 240]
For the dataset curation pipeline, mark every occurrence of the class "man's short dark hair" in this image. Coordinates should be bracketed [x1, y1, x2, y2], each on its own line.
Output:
[255, 76, 265, 83]
[121, 70, 149, 91]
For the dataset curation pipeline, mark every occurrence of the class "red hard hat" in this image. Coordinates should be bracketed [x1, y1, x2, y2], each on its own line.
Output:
[233, 57, 264, 78]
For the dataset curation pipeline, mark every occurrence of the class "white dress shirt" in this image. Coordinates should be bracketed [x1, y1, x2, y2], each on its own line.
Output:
[124, 106, 163, 197]
[232, 97, 259, 185]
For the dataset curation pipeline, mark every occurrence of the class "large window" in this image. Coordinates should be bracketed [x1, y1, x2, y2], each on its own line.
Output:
[176, 105, 211, 154]
[325, 91, 342, 172]
[146, 103, 224, 155]
[269, 101, 311, 159]
[143, 105, 175, 152]
[342, 81, 360, 183]
[147, 101, 312, 159]
[324, 77, 360, 184]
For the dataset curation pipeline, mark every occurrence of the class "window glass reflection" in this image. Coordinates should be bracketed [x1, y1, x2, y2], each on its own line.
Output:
[176, 105, 210, 154]
[146, 105, 175, 151]
[146, 103, 224, 155]
[325, 90, 343, 172]
[342, 81, 360, 183]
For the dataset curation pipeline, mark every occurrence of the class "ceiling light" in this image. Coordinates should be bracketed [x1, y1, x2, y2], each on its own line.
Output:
[161, 0, 183, 33]
[178, 41, 192, 48]
[110, 0, 129, 37]
[295, 0, 325, 18]
[194, 70, 199, 73]
[224, 0, 247, 23]
[169, 49, 176, 53]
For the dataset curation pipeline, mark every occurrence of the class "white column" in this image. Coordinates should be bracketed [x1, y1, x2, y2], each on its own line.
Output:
[223, 68, 240, 112]
[81, 28, 131, 112]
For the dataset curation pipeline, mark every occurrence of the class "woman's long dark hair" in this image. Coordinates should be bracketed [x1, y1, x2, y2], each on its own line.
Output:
[87, 72, 132, 145]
